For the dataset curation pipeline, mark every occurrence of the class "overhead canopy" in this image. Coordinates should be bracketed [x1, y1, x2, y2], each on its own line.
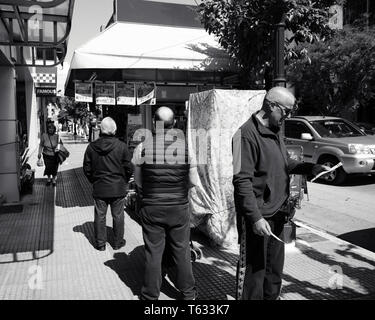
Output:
[0, 0, 74, 66]
[70, 21, 232, 71]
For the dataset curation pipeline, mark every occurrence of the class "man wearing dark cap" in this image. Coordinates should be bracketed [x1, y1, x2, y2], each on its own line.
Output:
[232, 87, 329, 300]
[133, 106, 197, 300]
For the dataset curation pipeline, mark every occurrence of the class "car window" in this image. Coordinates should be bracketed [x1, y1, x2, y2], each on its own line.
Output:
[284, 121, 312, 139]
[310, 120, 365, 138]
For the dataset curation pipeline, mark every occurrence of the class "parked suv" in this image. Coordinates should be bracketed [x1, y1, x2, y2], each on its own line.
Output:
[284, 116, 375, 185]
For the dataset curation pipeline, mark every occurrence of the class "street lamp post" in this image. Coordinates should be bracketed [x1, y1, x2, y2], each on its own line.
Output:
[273, 14, 287, 88]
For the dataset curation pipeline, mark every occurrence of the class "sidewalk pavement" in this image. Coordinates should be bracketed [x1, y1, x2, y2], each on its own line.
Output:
[0, 132, 374, 300]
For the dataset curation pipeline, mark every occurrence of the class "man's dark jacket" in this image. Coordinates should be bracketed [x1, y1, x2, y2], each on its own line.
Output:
[83, 135, 133, 198]
[232, 113, 314, 225]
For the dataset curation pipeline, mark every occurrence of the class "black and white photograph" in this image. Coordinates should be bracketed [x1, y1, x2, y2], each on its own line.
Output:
[0, 0, 374, 309]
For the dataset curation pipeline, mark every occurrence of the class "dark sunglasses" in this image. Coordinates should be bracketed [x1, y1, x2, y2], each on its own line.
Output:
[266, 99, 299, 119]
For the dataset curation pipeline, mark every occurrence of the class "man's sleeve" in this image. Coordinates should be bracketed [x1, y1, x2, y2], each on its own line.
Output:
[123, 146, 134, 183]
[232, 132, 263, 224]
[83, 146, 93, 183]
[39, 134, 44, 147]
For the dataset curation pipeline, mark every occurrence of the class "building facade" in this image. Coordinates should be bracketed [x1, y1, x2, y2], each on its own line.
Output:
[0, 0, 74, 204]
[65, 0, 239, 150]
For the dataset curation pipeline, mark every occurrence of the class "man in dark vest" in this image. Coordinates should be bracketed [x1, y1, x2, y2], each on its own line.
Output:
[132, 106, 197, 300]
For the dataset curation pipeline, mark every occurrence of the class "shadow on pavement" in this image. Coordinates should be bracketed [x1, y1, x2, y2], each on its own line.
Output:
[103, 228, 237, 300]
[335, 244, 375, 268]
[104, 247, 181, 300]
[0, 179, 54, 263]
[55, 168, 94, 208]
[73, 221, 118, 249]
[192, 261, 236, 300]
[338, 229, 375, 253]
[125, 207, 142, 226]
[282, 242, 375, 299]
[190, 229, 238, 299]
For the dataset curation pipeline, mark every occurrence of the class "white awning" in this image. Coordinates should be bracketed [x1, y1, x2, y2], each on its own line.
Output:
[70, 21, 229, 71]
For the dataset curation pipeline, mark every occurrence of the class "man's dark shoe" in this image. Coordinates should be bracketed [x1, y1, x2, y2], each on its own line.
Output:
[96, 245, 106, 251]
[113, 239, 126, 250]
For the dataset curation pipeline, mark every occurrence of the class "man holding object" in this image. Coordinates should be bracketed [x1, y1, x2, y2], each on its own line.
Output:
[232, 87, 329, 300]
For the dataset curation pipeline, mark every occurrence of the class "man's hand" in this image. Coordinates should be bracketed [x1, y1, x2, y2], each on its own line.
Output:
[252, 218, 272, 236]
[312, 164, 331, 177]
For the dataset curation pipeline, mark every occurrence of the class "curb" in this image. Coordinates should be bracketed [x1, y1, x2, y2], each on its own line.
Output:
[295, 219, 375, 261]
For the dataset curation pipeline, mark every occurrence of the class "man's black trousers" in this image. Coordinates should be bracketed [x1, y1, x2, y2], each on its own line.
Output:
[237, 211, 286, 300]
[94, 197, 125, 247]
[140, 203, 196, 300]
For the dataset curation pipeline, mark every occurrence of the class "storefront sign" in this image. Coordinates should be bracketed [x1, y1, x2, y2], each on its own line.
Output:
[96, 83, 116, 105]
[36, 87, 57, 97]
[137, 83, 156, 105]
[116, 83, 136, 106]
[75, 83, 93, 103]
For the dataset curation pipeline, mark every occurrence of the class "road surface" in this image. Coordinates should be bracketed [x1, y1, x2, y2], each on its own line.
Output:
[296, 174, 375, 252]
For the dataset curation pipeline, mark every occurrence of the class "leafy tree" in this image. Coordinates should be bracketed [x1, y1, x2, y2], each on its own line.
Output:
[197, 0, 339, 88]
[57, 96, 93, 133]
[288, 26, 375, 116]
[186, 43, 240, 72]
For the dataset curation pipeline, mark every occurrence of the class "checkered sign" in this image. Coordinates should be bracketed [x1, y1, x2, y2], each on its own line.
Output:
[33, 73, 56, 84]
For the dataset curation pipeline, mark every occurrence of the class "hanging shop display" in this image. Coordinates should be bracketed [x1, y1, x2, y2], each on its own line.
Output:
[95, 83, 116, 105]
[75, 83, 93, 103]
[116, 83, 136, 106]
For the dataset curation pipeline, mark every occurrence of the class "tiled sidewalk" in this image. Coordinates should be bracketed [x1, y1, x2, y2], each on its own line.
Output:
[0, 132, 374, 300]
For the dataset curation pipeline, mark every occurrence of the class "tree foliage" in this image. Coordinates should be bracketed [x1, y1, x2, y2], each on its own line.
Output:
[197, 0, 338, 88]
[57, 96, 91, 123]
[288, 26, 375, 116]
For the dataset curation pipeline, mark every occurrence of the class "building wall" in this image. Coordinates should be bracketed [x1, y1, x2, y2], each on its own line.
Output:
[0, 66, 20, 203]
[115, 0, 201, 28]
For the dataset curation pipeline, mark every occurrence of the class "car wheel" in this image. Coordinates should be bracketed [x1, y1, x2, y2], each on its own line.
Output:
[318, 156, 347, 185]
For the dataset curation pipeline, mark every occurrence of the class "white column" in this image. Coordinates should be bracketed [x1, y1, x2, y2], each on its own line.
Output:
[25, 79, 40, 157]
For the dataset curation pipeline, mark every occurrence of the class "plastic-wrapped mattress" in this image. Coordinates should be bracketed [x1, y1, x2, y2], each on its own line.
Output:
[187, 89, 266, 247]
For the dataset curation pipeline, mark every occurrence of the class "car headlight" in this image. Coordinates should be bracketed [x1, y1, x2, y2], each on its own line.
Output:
[348, 144, 371, 154]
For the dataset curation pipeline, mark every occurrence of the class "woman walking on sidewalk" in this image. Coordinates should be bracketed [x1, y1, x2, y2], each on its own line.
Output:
[38, 123, 63, 187]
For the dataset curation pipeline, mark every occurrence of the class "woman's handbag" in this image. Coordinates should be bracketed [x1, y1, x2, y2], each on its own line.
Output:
[37, 157, 44, 167]
[50, 133, 70, 164]
[57, 144, 70, 164]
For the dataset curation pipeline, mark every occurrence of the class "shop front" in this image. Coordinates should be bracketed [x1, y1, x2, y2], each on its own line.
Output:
[65, 1, 239, 150]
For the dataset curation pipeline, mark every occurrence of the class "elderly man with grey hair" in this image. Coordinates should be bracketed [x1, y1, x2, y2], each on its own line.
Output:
[83, 117, 133, 251]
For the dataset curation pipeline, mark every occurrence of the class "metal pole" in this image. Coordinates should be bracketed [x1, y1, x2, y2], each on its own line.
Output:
[273, 14, 287, 88]
[367, 0, 370, 31]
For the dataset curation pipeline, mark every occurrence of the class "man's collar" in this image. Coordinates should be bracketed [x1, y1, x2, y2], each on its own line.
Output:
[252, 112, 280, 137]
